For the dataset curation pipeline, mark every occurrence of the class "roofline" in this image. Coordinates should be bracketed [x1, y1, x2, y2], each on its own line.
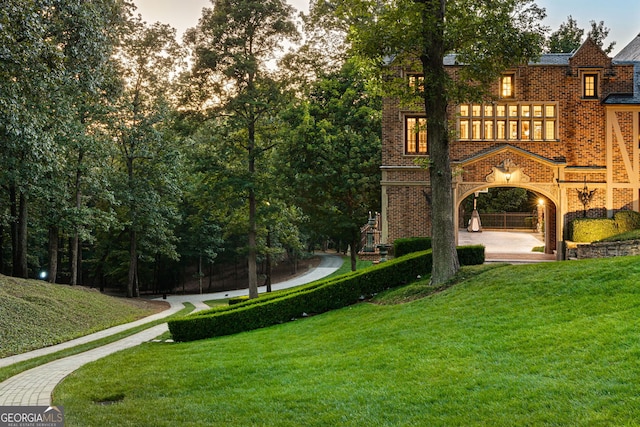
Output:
[454, 144, 567, 168]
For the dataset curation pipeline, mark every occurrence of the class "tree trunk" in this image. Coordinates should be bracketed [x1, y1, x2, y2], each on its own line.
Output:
[265, 229, 272, 292]
[14, 192, 28, 278]
[0, 224, 4, 275]
[247, 104, 259, 299]
[420, 0, 459, 285]
[208, 262, 214, 292]
[70, 149, 83, 286]
[127, 156, 139, 298]
[128, 228, 139, 297]
[198, 254, 203, 294]
[350, 235, 358, 272]
[77, 245, 83, 285]
[70, 234, 79, 285]
[9, 186, 18, 276]
[48, 226, 59, 283]
[248, 186, 259, 299]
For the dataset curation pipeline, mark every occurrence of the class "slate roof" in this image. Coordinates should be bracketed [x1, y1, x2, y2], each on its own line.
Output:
[602, 35, 640, 105]
[613, 34, 640, 63]
[603, 63, 640, 105]
[443, 53, 572, 66]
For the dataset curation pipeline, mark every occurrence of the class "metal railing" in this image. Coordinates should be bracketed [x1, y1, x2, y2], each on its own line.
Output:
[462, 212, 537, 230]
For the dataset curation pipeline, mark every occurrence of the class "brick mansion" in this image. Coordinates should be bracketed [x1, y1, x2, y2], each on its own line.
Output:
[380, 34, 640, 259]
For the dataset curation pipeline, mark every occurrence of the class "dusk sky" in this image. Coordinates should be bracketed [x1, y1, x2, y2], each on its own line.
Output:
[132, 0, 639, 55]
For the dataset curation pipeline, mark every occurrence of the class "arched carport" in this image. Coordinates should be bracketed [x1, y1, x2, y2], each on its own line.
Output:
[452, 145, 565, 260]
[455, 183, 557, 256]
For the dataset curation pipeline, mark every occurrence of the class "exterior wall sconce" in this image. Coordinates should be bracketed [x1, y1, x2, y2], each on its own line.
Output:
[577, 177, 596, 217]
[486, 159, 530, 184]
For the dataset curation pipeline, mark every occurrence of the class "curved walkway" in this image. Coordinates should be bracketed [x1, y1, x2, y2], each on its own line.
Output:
[0, 253, 342, 406]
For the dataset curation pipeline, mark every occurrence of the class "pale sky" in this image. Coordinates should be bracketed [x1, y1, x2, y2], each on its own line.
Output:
[133, 0, 639, 55]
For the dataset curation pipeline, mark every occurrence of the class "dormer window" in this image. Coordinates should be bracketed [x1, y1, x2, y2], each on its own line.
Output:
[500, 74, 515, 98]
[583, 73, 598, 99]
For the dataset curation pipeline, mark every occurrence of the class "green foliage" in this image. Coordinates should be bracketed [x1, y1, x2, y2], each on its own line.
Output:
[546, 15, 583, 53]
[569, 218, 618, 243]
[0, 0, 130, 278]
[0, 274, 157, 357]
[546, 15, 615, 54]
[588, 20, 616, 54]
[185, 0, 301, 298]
[278, 58, 382, 270]
[463, 188, 534, 213]
[456, 245, 486, 266]
[393, 237, 432, 257]
[228, 296, 249, 305]
[569, 211, 640, 242]
[168, 245, 485, 342]
[598, 229, 640, 243]
[613, 210, 640, 233]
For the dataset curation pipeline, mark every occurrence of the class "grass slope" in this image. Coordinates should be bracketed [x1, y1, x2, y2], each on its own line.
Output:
[55, 257, 640, 426]
[0, 275, 162, 357]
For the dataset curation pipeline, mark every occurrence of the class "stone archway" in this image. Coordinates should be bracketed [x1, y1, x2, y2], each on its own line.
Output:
[455, 183, 558, 257]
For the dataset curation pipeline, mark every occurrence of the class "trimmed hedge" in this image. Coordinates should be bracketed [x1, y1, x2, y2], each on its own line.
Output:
[614, 210, 640, 233]
[228, 296, 249, 305]
[393, 237, 432, 257]
[168, 245, 485, 342]
[569, 210, 640, 242]
[569, 218, 617, 243]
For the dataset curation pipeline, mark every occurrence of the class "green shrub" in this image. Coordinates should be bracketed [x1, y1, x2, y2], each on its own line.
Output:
[569, 211, 640, 243]
[569, 218, 618, 242]
[393, 237, 432, 257]
[614, 210, 640, 233]
[228, 296, 249, 305]
[457, 245, 485, 265]
[168, 245, 485, 342]
[598, 229, 640, 242]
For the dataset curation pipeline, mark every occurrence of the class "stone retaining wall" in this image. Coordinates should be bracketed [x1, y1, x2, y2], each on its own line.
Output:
[576, 239, 640, 259]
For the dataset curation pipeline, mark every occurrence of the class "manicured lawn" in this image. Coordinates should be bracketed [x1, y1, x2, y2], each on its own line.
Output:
[0, 304, 194, 383]
[54, 257, 640, 426]
[0, 275, 162, 357]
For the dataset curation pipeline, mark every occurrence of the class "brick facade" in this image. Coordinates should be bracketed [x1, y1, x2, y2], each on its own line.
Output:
[381, 36, 640, 259]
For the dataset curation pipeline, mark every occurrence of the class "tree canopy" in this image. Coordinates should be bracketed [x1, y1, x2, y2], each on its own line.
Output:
[1, 0, 590, 295]
[546, 15, 616, 54]
[334, 0, 546, 285]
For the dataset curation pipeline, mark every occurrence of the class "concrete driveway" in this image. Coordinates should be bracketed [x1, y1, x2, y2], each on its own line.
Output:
[458, 230, 555, 262]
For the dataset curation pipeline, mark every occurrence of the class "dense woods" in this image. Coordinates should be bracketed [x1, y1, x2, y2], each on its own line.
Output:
[0, 0, 381, 296]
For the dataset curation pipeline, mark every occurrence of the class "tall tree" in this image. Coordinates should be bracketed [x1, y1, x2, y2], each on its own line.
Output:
[587, 20, 616, 54]
[111, 18, 184, 297]
[185, 0, 299, 299]
[281, 59, 381, 271]
[546, 16, 615, 54]
[546, 15, 583, 53]
[336, 0, 546, 284]
[44, 0, 127, 284]
[0, 0, 129, 279]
